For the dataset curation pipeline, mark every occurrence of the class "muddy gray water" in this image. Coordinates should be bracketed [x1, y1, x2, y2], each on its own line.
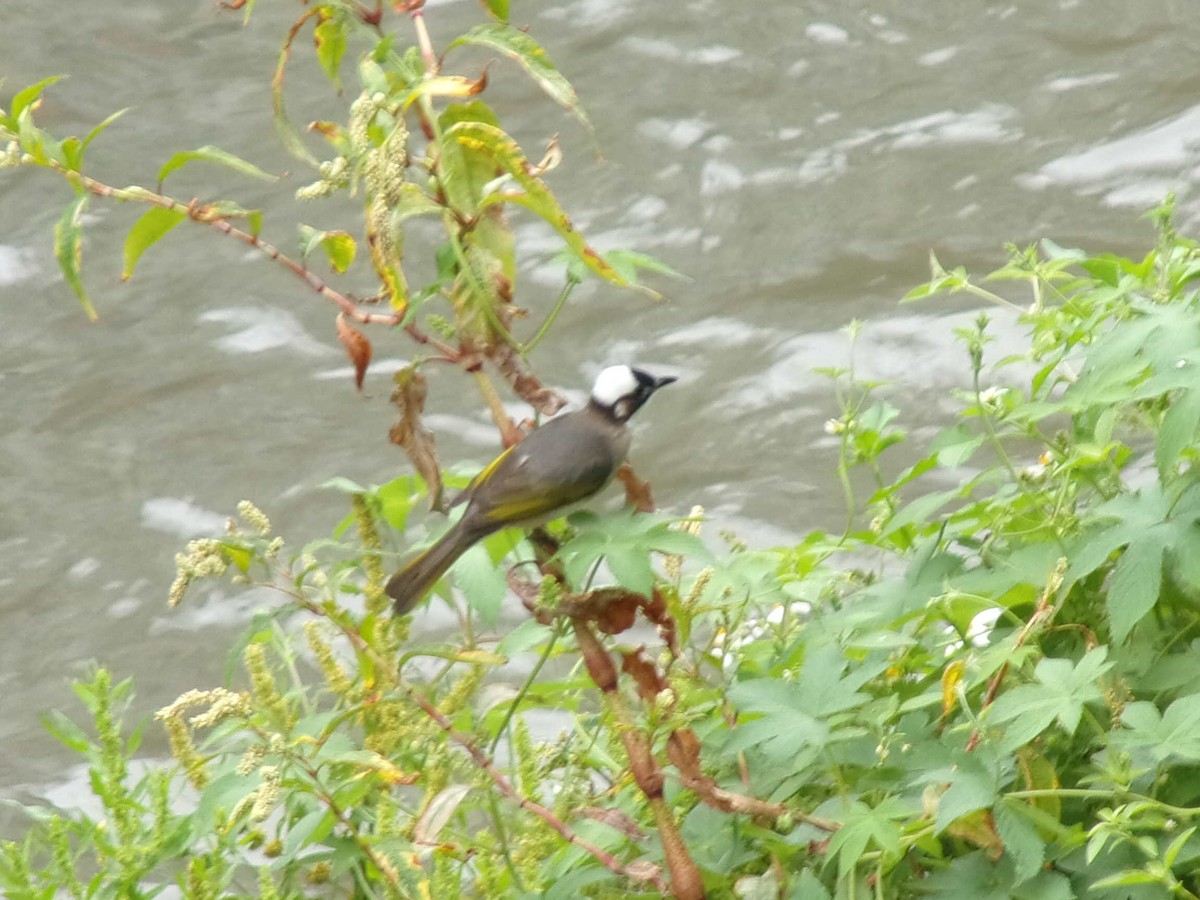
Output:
[3, 0, 1199, 822]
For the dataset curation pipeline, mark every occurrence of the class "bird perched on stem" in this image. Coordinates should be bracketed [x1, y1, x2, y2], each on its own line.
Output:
[386, 365, 676, 614]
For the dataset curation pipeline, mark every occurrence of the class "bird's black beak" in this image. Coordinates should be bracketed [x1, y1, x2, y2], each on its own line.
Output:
[652, 374, 678, 391]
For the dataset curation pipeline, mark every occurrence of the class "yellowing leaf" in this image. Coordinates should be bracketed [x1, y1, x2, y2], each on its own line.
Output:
[941, 658, 965, 721]
[445, 120, 638, 291]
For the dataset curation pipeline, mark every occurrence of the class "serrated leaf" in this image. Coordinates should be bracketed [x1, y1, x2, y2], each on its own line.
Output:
[994, 801, 1044, 885]
[157, 145, 275, 185]
[449, 24, 590, 130]
[122, 206, 185, 279]
[1157, 388, 1200, 479]
[454, 542, 508, 626]
[1107, 535, 1164, 644]
[54, 193, 94, 320]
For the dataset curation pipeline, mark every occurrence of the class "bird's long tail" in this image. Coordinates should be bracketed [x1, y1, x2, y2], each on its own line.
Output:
[386, 519, 488, 615]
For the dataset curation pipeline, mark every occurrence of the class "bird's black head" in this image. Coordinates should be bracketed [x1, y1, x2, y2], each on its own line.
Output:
[589, 365, 677, 422]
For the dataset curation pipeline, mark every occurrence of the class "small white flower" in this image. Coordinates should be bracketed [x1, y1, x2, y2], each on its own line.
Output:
[979, 386, 1008, 405]
[824, 418, 846, 435]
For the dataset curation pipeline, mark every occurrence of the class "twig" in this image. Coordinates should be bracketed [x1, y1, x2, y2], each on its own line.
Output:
[965, 557, 1067, 751]
[294, 593, 670, 894]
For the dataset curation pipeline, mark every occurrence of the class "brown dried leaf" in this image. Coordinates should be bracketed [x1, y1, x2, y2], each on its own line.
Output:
[336, 312, 372, 392]
[620, 646, 667, 702]
[528, 135, 562, 178]
[589, 587, 641, 635]
[666, 728, 705, 782]
[389, 365, 444, 511]
[468, 63, 491, 96]
[492, 346, 566, 415]
[615, 462, 655, 513]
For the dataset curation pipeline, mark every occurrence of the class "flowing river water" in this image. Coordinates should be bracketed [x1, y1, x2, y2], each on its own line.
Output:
[2, 0, 1199, 826]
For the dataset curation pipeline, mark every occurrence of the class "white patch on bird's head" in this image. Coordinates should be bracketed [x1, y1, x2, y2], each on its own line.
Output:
[590, 365, 641, 407]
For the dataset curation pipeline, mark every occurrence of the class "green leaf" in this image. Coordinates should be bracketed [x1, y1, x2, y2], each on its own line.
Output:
[478, 0, 509, 21]
[9, 75, 63, 124]
[934, 755, 998, 833]
[988, 649, 1108, 750]
[157, 145, 275, 185]
[314, 14, 348, 86]
[1113, 696, 1200, 763]
[994, 800, 1044, 885]
[122, 206, 186, 280]
[445, 120, 637, 291]
[40, 710, 91, 753]
[1157, 387, 1200, 479]
[448, 24, 590, 131]
[54, 193, 94, 320]
[454, 542, 508, 626]
[1107, 534, 1165, 644]
[283, 808, 335, 857]
[298, 225, 357, 273]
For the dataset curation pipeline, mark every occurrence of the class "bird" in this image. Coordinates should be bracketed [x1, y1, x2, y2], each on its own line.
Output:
[386, 365, 676, 614]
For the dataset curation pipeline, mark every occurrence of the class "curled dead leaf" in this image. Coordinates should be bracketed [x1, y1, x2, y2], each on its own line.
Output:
[389, 365, 444, 511]
[620, 646, 667, 702]
[529, 135, 563, 178]
[615, 463, 656, 513]
[336, 312, 373, 392]
[492, 347, 566, 415]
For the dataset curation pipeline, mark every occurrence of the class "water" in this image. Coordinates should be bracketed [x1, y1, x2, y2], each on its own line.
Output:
[3, 0, 1199, 822]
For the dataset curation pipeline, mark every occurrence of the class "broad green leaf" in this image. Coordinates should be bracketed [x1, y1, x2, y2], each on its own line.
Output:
[988, 649, 1108, 750]
[934, 756, 998, 833]
[1113, 696, 1200, 763]
[454, 542, 508, 626]
[122, 206, 186, 279]
[1107, 534, 1165, 644]
[1157, 387, 1200, 479]
[157, 145, 276, 185]
[54, 193, 94, 320]
[994, 800, 1044, 885]
[448, 24, 590, 130]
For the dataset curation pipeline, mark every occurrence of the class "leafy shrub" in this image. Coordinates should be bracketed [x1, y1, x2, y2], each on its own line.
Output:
[8, 1, 1200, 898]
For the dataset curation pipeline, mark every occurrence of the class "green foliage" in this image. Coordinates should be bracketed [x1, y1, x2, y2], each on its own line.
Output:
[13, 204, 1200, 896]
[12, 0, 1200, 897]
